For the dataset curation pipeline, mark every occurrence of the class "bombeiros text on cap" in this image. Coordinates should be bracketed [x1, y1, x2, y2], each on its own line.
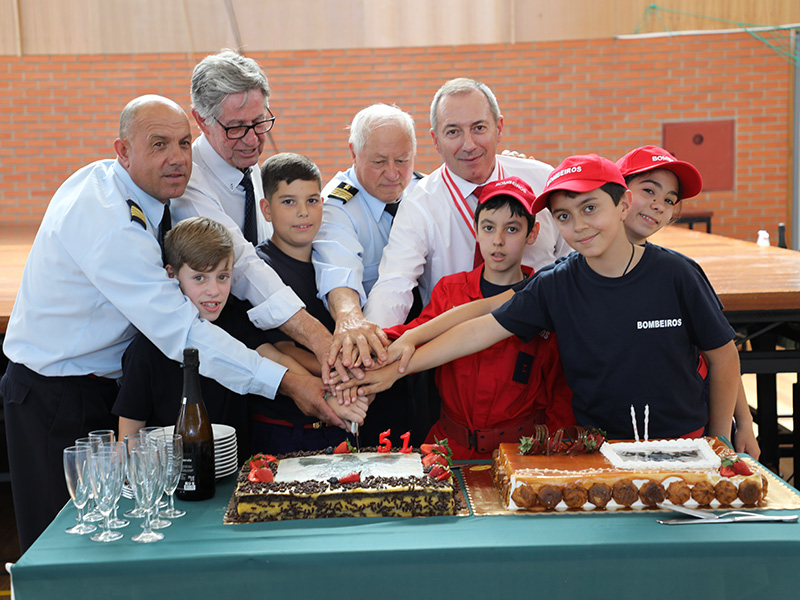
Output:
[547, 165, 582, 186]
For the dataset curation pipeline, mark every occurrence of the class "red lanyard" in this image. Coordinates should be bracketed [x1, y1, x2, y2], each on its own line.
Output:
[442, 164, 505, 240]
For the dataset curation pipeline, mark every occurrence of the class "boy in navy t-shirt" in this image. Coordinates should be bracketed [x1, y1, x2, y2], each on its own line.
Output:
[254, 153, 368, 452]
[345, 155, 740, 441]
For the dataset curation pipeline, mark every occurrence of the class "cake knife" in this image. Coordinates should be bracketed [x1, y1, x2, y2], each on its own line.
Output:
[349, 420, 360, 452]
[659, 515, 798, 525]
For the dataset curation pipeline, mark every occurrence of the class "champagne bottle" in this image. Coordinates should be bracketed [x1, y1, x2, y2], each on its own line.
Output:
[778, 223, 787, 249]
[175, 348, 215, 501]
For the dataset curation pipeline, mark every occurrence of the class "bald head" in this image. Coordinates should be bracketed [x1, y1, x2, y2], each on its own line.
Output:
[114, 95, 193, 203]
[119, 95, 187, 140]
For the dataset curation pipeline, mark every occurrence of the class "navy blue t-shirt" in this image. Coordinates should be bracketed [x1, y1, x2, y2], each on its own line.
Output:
[492, 243, 734, 439]
[251, 239, 335, 423]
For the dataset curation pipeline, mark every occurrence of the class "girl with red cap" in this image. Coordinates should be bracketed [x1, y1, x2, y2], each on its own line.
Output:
[616, 145, 759, 459]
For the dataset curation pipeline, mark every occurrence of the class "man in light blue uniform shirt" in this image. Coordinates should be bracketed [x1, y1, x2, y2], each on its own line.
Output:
[0, 95, 335, 552]
[312, 104, 435, 445]
[313, 104, 420, 368]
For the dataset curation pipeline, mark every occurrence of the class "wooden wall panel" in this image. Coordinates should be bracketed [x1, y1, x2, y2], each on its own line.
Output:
[0, 0, 21, 55]
[6, 0, 799, 56]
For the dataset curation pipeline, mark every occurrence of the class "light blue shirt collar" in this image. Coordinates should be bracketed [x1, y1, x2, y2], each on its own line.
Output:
[344, 167, 393, 223]
[111, 159, 170, 231]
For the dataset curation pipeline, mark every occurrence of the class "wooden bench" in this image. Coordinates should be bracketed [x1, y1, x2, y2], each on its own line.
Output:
[675, 209, 713, 233]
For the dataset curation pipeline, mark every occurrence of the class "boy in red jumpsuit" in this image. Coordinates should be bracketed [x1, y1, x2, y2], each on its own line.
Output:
[383, 177, 574, 459]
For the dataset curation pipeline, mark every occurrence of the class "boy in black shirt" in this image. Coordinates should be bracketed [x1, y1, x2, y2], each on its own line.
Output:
[255, 153, 369, 452]
[114, 216, 365, 457]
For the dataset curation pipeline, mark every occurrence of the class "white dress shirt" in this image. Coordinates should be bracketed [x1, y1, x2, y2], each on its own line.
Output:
[312, 168, 420, 307]
[363, 154, 571, 328]
[2, 159, 287, 398]
[171, 134, 304, 330]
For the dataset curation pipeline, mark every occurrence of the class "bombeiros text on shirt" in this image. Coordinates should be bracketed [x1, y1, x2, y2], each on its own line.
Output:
[636, 318, 683, 330]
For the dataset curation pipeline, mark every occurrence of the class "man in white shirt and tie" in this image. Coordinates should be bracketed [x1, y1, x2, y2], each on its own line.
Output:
[364, 78, 571, 328]
[172, 50, 350, 389]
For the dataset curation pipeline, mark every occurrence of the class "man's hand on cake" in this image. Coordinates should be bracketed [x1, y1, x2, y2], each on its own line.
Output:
[328, 313, 389, 371]
[279, 372, 346, 428]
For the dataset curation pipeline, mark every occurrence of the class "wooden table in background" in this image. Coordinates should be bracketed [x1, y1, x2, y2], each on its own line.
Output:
[3, 224, 800, 477]
[653, 226, 800, 478]
[0, 225, 38, 335]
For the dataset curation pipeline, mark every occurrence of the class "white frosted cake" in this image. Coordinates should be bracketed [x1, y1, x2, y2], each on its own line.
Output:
[230, 450, 456, 522]
[599, 438, 721, 471]
[273, 452, 424, 482]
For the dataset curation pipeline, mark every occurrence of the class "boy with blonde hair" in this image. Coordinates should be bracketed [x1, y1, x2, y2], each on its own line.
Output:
[114, 216, 364, 450]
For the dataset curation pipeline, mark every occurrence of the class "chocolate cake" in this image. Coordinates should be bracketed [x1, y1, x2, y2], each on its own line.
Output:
[230, 449, 456, 522]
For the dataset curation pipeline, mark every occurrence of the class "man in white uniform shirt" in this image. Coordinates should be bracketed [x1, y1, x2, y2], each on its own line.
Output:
[171, 50, 346, 384]
[1, 96, 335, 552]
[364, 78, 571, 328]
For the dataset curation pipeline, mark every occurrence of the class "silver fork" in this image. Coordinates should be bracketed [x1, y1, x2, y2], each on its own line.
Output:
[658, 502, 798, 523]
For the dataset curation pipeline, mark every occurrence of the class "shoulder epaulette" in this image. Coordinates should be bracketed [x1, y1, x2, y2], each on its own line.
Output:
[412, 170, 426, 180]
[328, 181, 359, 203]
[127, 199, 146, 229]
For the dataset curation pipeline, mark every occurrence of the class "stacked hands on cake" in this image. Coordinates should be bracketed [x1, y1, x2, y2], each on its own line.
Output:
[492, 426, 767, 512]
[230, 433, 458, 522]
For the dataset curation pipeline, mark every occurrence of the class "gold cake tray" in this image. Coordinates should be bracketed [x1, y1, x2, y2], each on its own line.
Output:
[461, 457, 800, 516]
[223, 474, 471, 524]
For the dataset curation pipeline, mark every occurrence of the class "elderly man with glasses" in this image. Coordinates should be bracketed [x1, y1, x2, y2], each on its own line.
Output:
[172, 50, 350, 428]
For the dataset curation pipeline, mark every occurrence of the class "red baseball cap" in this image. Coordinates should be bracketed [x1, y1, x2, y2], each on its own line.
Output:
[616, 145, 702, 200]
[478, 176, 537, 215]
[533, 154, 626, 214]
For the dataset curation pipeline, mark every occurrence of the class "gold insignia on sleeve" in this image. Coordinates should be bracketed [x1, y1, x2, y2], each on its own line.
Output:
[328, 181, 359, 203]
[127, 199, 146, 229]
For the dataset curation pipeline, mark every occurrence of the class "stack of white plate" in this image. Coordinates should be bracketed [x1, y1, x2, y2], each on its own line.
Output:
[155, 424, 239, 479]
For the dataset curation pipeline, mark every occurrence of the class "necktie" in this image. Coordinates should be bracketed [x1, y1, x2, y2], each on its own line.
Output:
[158, 202, 171, 265]
[384, 201, 400, 218]
[472, 185, 486, 268]
[240, 169, 258, 246]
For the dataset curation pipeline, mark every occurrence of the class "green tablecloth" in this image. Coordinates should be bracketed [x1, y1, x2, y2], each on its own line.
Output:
[11, 471, 800, 599]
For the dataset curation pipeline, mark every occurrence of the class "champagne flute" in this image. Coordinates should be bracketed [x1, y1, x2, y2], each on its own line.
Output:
[122, 433, 147, 519]
[128, 445, 164, 543]
[88, 429, 116, 444]
[63, 445, 97, 535]
[149, 436, 172, 529]
[139, 426, 163, 441]
[140, 426, 168, 509]
[88, 448, 125, 542]
[159, 434, 186, 519]
[100, 441, 130, 529]
[76, 436, 103, 523]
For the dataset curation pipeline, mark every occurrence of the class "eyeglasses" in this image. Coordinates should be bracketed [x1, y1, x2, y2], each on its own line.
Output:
[217, 108, 276, 140]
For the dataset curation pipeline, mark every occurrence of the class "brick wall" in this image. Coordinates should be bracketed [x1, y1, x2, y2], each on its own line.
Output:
[0, 30, 792, 242]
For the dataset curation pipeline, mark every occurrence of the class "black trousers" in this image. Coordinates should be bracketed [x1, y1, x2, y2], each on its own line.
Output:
[1, 361, 117, 553]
